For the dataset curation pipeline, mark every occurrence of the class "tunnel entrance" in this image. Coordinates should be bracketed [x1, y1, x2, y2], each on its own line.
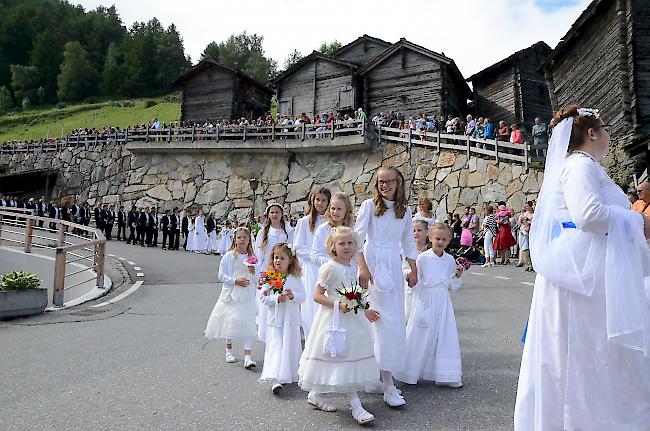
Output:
[0, 169, 58, 200]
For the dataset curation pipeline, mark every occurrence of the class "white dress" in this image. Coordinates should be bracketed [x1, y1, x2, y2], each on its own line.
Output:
[355, 198, 418, 373]
[413, 211, 435, 226]
[259, 275, 305, 384]
[204, 251, 259, 341]
[311, 223, 334, 268]
[185, 219, 196, 251]
[403, 259, 414, 322]
[208, 226, 218, 253]
[293, 214, 327, 339]
[515, 155, 650, 430]
[395, 250, 462, 385]
[254, 226, 293, 341]
[298, 260, 381, 393]
[193, 216, 208, 253]
[217, 227, 233, 255]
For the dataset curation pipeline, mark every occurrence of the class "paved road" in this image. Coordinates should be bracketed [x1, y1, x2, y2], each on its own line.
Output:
[0, 239, 534, 431]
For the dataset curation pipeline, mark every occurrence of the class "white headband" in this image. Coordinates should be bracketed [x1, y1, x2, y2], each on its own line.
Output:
[577, 108, 600, 119]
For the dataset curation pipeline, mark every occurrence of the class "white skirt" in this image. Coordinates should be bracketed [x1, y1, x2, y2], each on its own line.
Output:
[395, 288, 461, 384]
[298, 305, 380, 393]
[204, 285, 257, 341]
[260, 324, 302, 384]
[299, 258, 320, 339]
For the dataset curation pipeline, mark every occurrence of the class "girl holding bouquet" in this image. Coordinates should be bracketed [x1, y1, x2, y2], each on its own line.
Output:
[204, 227, 259, 369]
[255, 203, 293, 341]
[298, 226, 380, 425]
[293, 187, 331, 339]
[259, 243, 305, 395]
[355, 166, 418, 407]
[395, 222, 464, 387]
[311, 192, 354, 267]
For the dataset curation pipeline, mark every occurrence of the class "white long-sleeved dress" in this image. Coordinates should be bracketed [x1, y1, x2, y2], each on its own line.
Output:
[311, 222, 334, 268]
[259, 275, 305, 384]
[217, 227, 233, 255]
[185, 219, 195, 251]
[204, 251, 259, 341]
[514, 154, 650, 430]
[254, 226, 293, 341]
[293, 214, 327, 339]
[355, 198, 418, 373]
[192, 216, 208, 253]
[395, 250, 462, 385]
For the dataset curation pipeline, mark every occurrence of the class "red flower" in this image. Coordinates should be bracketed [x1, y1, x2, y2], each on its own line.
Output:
[345, 291, 357, 301]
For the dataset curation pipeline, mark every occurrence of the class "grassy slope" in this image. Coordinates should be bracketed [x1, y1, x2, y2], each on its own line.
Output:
[0, 95, 181, 142]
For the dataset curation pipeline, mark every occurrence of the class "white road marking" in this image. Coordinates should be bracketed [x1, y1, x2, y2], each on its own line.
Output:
[520, 282, 535, 286]
[133, 266, 141, 271]
[495, 276, 511, 280]
[118, 257, 126, 261]
[106, 253, 115, 257]
[91, 281, 144, 308]
[127, 261, 136, 265]
[136, 272, 144, 277]
[470, 272, 486, 276]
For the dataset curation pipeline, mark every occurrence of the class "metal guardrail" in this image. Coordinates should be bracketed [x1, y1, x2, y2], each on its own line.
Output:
[0, 207, 106, 307]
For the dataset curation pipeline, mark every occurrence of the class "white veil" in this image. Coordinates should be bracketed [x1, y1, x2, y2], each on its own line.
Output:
[530, 117, 650, 355]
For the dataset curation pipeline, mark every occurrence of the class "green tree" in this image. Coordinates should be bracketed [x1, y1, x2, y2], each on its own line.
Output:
[318, 40, 342, 55]
[122, 19, 162, 96]
[283, 49, 303, 70]
[57, 41, 99, 102]
[101, 42, 125, 96]
[200, 32, 276, 83]
[201, 41, 220, 62]
[0, 86, 13, 113]
[10, 64, 40, 107]
[155, 24, 191, 91]
[30, 30, 68, 104]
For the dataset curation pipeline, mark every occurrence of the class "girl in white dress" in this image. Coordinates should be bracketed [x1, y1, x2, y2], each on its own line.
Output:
[311, 192, 354, 268]
[412, 196, 435, 225]
[293, 187, 331, 339]
[185, 215, 196, 251]
[299, 226, 380, 425]
[217, 221, 233, 255]
[396, 222, 464, 387]
[355, 167, 418, 407]
[204, 227, 259, 369]
[255, 203, 293, 342]
[404, 219, 430, 322]
[515, 106, 650, 430]
[193, 213, 208, 254]
[259, 243, 305, 394]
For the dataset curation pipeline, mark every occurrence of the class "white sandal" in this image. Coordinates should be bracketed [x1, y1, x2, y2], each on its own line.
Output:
[307, 395, 337, 412]
[351, 406, 375, 425]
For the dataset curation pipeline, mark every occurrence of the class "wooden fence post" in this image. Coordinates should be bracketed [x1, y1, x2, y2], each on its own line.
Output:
[125, 129, 129, 143]
[271, 123, 276, 142]
[0, 214, 3, 242]
[24, 218, 33, 253]
[331, 122, 335, 140]
[408, 127, 412, 147]
[466, 136, 471, 160]
[377, 124, 381, 143]
[494, 139, 500, 163]
[96, 242, 105, 288]
[168, 127, 172, 143]
[191, 125, 195, 142]
[436, 130, 441, 153]
[524, 141, 529, 171]
[58, 223, 67, 247]
[361, 120, 365, 137]
[302, 123, 306, 141]
[243, 124, 247, 141]
[53, 248, 66, 307]
[145, 127, 150, 143]
[216, 126, 220, 142]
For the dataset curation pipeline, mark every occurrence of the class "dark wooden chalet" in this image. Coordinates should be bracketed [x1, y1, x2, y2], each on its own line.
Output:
[467, 42, 552, 129]
[331, 34, 391, 67]
[175, 60, 273, 123]
[358, 39, 471, 118]
[273, 52, 359, 117]
[543, 0, 649, 177]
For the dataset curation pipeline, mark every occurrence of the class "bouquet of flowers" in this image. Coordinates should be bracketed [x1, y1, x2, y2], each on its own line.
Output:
[258, 269, 287, 296]
[456, 257, 471, 270]
[335, 281, 370, 314]
[245, 256, 259, 266]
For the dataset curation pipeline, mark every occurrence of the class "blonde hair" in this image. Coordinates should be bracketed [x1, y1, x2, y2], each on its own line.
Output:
[429, 222, 452, 238]
[270, 243, 301, 276]
[325, 226, 358, 258]
[374, 167, 407, 219]
[228, 226, 255, 256]
[325, 192, 354, 227]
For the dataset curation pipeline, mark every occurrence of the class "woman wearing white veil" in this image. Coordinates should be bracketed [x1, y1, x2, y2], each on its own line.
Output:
[514, 105, 650, 430]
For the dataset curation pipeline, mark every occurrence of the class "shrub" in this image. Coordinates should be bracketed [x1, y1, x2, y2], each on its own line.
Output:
[0, 271, 41, 290]
[121, 100, 135, 108]
[144, 100, 158, 108]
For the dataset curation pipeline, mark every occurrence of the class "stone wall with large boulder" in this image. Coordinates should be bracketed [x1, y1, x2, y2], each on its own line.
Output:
[1, 140, 543, 219]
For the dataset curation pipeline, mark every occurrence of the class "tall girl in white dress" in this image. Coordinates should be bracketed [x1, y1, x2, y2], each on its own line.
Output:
[515, 105, 650, 430]
[259, 243, 305, 394]
[355, 167, 418, 407]
[255, 203, 293, 342]
[404, 219, 430, 322]
[185, 215, 196, 251]
[192, 213, 208, 254]
[217, 221, 233, 255]
[311, 192, 355, 268]
[396, 222, 464, 387]
[299, 227, 380, 425]
[293, 187, 331, 339]
[204, 227, 259, 369]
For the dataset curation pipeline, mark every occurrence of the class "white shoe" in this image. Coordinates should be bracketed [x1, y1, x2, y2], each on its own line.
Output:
[351, 406, 375, 424]
[243, 357, 256, 369]
[481, 262, 490, 268]
[383, 391, 406, 407]
[436, 381, 463, 388]
[225, 352, 237, 363]
[272, 383, 283, 395]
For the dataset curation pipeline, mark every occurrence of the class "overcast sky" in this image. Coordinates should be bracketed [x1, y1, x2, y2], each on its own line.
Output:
[74, 0, 591, 78]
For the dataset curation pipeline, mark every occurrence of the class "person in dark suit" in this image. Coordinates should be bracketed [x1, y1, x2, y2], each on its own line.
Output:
[104, 204, 115, 240]
[181, 210, 190, 250]
[94, 204, 104, 232]
[48, 201, 61, 230]
[160, 210, 170, 250]
[37, 198, 47, 228]
[82, 203, 91, 227]
[137, 208, 147, 247]
[170, 207, 180, 250]
[117, 206, 127, 241]
[127, 206, 137, 244]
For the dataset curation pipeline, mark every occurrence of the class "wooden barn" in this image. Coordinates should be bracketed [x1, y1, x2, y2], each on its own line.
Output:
[467, 42, 552, 129]
[543, 0, 649, 180]
[331, 34, 391, 67]
[273, 51, 359, 118]
[175, 60, 273, 123]
[358, 38, 471, 118]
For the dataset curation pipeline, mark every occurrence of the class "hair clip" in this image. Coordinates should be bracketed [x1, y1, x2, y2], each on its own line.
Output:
[286, 243, 297, 257]
[577, 108, 600, 119]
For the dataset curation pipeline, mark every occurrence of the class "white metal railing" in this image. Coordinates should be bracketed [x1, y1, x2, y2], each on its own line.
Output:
[0, 207, 106, 307]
